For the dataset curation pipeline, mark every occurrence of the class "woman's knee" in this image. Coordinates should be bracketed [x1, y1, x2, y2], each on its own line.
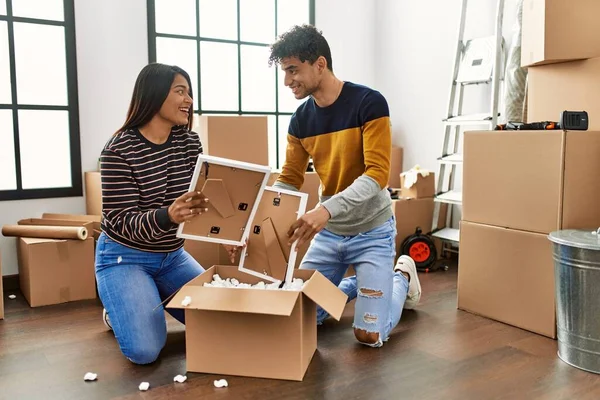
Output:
[124, 343, 163, 365]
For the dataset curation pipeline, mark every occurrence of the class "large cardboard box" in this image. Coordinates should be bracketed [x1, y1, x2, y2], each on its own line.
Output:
[391, 198, 434, 258]
[0, 250, 4, 320]
[521, 0, 600, 67]
[388, 146, 404, 188]
[458, 221, 556, 338]
[400, 172, 435, 199]
[166, 265, 346, 381]
[527, 57, 600, 129]
[194, 115, 269, 166]
[463, 130, 600, 233]
[85, 171, 102, 216]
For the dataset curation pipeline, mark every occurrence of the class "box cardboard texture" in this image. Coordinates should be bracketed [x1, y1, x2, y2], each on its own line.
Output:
[42, 213, 102, 240]
[521, 0, 600, 67]
[388, 146, 404, 188]
[16, 219, 96, 307]
[166, 266, 347, 381]
[194, 115, 269, 166]
[458, 221, 556, 338]
[527, 57, 600, 130]
[85, 171, 102, 216]
[463, 130, 600, 233]
[400, 173, 435, 199]
[0, 250, 4, 320]
[184, 240, 239, 268]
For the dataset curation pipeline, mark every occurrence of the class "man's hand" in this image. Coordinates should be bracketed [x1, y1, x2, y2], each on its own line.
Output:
[287, 205, 331, 251]
[168, 191, 209, 224]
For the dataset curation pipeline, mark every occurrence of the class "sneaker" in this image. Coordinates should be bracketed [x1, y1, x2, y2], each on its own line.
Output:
[394, 255, 422, 309]
[102, 308, 113, 331]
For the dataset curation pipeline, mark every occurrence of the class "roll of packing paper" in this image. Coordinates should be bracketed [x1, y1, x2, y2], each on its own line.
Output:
[1, 224, 88, 240]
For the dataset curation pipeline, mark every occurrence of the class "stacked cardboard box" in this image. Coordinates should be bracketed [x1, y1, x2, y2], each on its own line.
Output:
[0, 250, 4, 320]
[460, 130, 600, 339]
[522, 0, 600, 126]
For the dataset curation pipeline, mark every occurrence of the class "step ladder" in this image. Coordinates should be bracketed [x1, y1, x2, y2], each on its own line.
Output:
[431, 0, 506, 255]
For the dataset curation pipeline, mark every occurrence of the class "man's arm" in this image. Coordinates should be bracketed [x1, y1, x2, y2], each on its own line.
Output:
[273, 120, 310, 192]
[320, 91, 391, 219]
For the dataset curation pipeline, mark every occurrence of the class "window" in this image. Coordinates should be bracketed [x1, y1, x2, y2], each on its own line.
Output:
[147, 0, 315, 169]
[0, 0, 81, 201]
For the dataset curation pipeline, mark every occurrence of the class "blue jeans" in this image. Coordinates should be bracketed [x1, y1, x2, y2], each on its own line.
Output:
[95, 233, 204, 364]
[300, 217, 409, 347]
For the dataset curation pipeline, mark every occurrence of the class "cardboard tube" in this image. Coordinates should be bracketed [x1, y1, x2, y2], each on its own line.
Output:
[1, 225, 88, 240]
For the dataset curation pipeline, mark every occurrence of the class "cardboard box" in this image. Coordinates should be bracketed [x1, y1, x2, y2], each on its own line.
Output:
[0, 250, 4, 320]
[527, 57, 600, 129]
[166, 265, 347, 381]
[194, 115, 269, 166]
[388, 146, 404, 188]
[85, 171, 102, 216]
[17, 219, 96, 307]
[177, 155, 271, 246]
[41, 213, 102, 240]
[521, 0, 600, 67]
[184, 240, 238, 268]
[391, 198, 434, 258]
[457, 221, 556, 338]
[463, 130, 600, 233]
[400, 172, 435, 199]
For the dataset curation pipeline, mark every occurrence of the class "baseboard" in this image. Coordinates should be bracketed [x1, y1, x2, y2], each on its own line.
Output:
[2, 274, 19, 291]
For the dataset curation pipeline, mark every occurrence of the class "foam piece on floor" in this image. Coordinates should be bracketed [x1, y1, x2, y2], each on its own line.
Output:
[8, 295, 16, 299]
[83, 372, 97, 381]
[214, 379, 228, 388]
[173, 375, 187, 383]
[139, 382, 150, 391]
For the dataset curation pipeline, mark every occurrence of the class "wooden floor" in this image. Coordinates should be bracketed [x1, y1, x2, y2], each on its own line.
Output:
[2, 262, 600, 400]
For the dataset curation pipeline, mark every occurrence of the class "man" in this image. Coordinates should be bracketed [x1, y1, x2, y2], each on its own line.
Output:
[269, 24, 422, 347]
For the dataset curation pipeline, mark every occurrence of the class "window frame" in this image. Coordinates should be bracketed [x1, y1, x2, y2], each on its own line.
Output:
[146, 0, 315, 169]
[0, 0, 82, 201]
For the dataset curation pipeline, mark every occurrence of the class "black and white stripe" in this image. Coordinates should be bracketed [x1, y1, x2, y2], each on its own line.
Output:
[100, 127, 201, 252]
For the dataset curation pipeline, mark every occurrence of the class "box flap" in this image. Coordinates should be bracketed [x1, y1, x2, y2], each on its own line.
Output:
[201, 178, 235, 218]
[21, 237, 66, 245]
[166, 285, 300, 316]
[41, 213, 101, 222]
[301, 270, 348, 321]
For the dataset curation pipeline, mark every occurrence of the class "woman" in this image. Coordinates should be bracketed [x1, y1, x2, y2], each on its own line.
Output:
[95, 63, 237, 364]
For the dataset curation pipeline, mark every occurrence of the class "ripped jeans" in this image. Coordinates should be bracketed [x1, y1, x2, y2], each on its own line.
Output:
[300, 217, 409, 347]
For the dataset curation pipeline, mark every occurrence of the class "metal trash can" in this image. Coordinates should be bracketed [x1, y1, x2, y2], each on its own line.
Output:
[549, 228, 600, 374]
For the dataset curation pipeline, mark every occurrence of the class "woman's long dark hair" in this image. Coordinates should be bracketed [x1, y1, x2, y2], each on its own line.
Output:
[115, 63, 194, 135]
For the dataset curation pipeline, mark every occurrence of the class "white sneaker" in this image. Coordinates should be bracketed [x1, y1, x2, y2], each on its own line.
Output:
[103, 308, 113, 331]
[394, 255, 422, 309]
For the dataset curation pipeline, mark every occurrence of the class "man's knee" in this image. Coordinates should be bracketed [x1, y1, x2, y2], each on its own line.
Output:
[353, 327, 382, 347]
[124, 344, 162, 365]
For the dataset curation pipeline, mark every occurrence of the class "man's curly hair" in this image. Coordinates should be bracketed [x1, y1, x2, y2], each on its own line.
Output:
[269, 24, 333, 71]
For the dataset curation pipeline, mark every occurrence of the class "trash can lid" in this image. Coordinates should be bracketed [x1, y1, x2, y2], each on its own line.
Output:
[548, 229, 600, 250]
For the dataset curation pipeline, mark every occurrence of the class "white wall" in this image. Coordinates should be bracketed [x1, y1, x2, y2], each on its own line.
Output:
[0, 0, 148, 276]
[374, 0, 519, 226]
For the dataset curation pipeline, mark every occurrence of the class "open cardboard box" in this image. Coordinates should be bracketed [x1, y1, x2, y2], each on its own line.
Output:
[177, 155, 271, 246]
[41, 213, 102, 240]
[166, 265, 347, 381]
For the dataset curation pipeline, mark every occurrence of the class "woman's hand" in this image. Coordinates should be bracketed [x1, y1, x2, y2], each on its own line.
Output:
[222, 240, 248, 263]
[168, 191, 209, 224]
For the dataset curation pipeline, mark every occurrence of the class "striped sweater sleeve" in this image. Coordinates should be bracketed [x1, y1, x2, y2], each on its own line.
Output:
[100, 148, 174, 241]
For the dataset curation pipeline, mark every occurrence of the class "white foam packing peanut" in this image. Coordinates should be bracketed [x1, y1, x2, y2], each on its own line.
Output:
[83, 372, 97, 381]
[173, 374, 187, 383]
[8, 295, 16, 299]
[181, 296, 192, 307]
[203, 274, 304, 291]
[214, 378, 228, 388]
[139, 382, 150, 391]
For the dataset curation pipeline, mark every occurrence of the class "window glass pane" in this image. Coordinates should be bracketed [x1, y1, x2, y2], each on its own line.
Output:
[240, 0, 274, 43]
[155, 0, 196, 36]
[156, 37, 199, 110]
[199, 0, 237, 40]
[277, 115, 292, 168]
[200, 41, 238, 111]
[19, 110, 71, 189]
[241, 45, 275, 112]
[0, 22, 11, 104]
[277, 72, 306, 113]
[14, 23, 67, 105]
[277, 0, 309, 36]
[0, 110, 17, 190]
[0, 1, 6, 15]
[12, 0, 64, 21]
